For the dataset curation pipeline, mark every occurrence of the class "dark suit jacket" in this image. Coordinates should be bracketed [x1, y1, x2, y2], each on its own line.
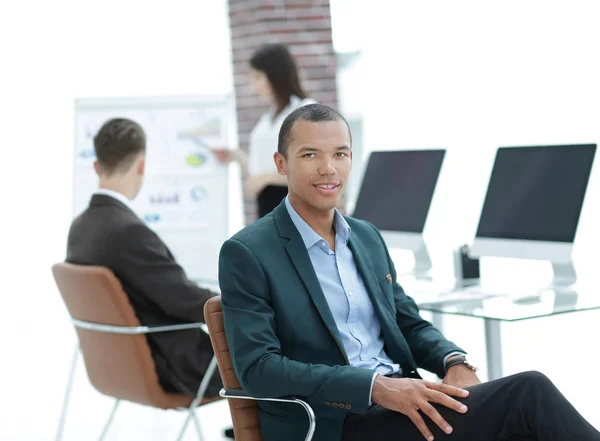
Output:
[218, 201, 463, 441]
[67, 194, 219, 396]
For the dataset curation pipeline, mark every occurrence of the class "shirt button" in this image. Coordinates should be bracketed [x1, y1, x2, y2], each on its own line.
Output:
[348, 291, 353, 296]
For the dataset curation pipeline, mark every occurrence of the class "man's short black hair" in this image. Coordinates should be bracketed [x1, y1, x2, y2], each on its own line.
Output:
[93, 118, 146, 175]
[277, 103, 351, 157]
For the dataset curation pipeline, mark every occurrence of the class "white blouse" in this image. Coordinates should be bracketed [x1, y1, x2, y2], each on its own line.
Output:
[247, 95, 317, 176]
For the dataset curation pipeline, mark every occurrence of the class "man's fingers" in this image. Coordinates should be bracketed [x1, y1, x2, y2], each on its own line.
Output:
[408, 410, 434, 441]
[426, 380, 470, 398]
[426, 389, 468, 414]
[420, 401, 453, 435]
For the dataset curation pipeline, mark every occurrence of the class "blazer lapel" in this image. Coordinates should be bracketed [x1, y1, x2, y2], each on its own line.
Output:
[348, 235, 394, 312]
[273, 202, 347, 357]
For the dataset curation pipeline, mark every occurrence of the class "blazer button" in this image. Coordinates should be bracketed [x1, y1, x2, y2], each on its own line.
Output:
[332, 403, 339, 408]
[325, 401, 331, 406]
[345, 404, 352, 410]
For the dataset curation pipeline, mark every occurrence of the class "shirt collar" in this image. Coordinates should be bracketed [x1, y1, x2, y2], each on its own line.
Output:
[94, 188, 136, 212]
[284, 196, 351, 249]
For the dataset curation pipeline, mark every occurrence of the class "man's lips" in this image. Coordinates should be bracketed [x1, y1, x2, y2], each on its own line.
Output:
[313, 182, 339, 190]
[313, 182, 340, 195]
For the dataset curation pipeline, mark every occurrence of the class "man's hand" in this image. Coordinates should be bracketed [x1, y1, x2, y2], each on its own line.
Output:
[442, 363, 481, 389]
[371, 376, 469, 440]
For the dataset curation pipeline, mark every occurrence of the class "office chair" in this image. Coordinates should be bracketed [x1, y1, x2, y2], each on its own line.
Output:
[204, 296, 316, 441]
[52, 263, 219, 441]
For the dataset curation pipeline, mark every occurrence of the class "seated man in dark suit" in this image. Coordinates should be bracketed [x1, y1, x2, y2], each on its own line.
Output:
[218, 104, 600, 441]
[67, 117, 222, 399]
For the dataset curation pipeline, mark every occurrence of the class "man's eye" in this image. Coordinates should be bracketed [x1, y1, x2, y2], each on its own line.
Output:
[336, 152, 348, 157]
[303, 153, 316, 158]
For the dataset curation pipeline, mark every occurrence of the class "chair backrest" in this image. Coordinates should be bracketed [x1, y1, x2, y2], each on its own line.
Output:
[52, 262, 192, 409]
[205, 296, 262, 441]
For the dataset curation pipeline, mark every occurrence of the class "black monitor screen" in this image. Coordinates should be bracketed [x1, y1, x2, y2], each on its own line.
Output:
[352, 150, 445, 233]
[476, 144, 596, 243]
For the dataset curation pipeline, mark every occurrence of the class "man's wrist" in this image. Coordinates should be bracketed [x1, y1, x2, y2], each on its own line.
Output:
[371, 374, 385, 405]
[368, 372, 379, 406]
[443, 351, 466, 372]
[445, 354, 478, 373]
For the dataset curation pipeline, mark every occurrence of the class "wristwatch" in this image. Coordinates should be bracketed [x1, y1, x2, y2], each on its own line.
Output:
[445, 354, 478, 372]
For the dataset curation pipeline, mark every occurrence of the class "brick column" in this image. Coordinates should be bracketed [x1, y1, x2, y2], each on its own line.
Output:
[228, 0, 338, 224]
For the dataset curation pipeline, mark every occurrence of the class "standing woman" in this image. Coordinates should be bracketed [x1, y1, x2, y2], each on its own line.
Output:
[215, 43, 316, 218]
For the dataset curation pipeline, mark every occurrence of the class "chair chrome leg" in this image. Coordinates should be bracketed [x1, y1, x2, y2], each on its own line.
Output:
[55, 344, 80, 441]
[192, 411, 204, 441]
[176, 356, 218, 441]
[98, 399, 120, 441]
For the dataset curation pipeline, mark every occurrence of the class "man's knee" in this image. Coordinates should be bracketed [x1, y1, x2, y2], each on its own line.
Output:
[516, 370, 550, 382]
[512, 370, 555, 393]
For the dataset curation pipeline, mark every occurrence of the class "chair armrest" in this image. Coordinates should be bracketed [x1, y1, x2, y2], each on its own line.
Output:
[220, 388, 296, 402]
[71, 318, 206, 335]
[219, 389, 316, 441]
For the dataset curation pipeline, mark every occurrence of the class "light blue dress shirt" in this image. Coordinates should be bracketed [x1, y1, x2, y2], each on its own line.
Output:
[285, 197, 400, 376]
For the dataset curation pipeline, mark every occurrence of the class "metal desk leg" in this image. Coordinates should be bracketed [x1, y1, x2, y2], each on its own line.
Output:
[431, 312, 444, 334]
[484, 319, 503, 380]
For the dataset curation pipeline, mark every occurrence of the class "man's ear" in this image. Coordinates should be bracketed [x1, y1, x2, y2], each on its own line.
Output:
[137, 156, 145, 176]
[274, 152, 287, 175]
[93, 160, 100, 175]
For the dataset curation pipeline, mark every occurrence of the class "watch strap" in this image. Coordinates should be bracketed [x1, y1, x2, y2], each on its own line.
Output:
[445, 354, 478, 372]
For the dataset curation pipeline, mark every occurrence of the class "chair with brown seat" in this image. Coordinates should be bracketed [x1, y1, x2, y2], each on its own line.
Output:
[203, 296, 316, 441]
[52, 262, 219, 441]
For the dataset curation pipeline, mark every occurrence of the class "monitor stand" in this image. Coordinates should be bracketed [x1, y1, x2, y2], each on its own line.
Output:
[550, 261, 577, 288]
[382, 232, 433, 281]
[412, 242, 433, 280]
[396, 243, 433, 281]
[512, 261, 577, 305]
[552, 288, 579, 313]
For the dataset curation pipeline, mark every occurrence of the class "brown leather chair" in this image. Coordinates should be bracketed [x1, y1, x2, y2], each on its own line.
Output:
[204, 296, 316, 441]
[52, 263, 219, 441]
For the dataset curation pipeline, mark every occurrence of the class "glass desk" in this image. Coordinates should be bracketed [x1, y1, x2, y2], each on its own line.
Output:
[197, 276, 599, 381]
[414, 287, 600, 380]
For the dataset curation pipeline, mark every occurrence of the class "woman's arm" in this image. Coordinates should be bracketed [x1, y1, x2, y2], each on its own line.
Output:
[212, 148, 250, 176]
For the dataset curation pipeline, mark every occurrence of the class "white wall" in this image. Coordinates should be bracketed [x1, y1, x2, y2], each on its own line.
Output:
[361, 1, 600, 282]
[0, 1, 235, 439]
[1, 0, 234, 290]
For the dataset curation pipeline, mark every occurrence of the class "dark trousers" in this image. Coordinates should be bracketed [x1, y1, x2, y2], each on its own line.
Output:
[342, 371, 599, 441]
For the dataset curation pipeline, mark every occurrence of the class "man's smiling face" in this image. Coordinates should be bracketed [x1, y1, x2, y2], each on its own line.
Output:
[275, 118, 352, 214]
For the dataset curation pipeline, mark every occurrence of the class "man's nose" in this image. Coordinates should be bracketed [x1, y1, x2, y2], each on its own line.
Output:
[318, 157, 336, 175]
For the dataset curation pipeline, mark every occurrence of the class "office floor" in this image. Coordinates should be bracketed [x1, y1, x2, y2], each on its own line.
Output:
[3, 285, 599, 440]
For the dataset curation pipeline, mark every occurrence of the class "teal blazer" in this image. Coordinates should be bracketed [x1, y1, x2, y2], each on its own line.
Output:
[218, 201, 462, 441]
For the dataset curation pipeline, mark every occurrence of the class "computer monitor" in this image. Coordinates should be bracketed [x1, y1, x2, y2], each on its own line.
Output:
[352, 149, 446, 278]
[469, 144, 597, 286]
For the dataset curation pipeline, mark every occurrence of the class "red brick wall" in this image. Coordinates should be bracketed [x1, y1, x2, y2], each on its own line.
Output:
[227, 0, 338, 224]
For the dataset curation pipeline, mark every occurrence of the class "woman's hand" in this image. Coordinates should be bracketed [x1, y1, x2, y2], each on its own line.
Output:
[212, 148, 234, 164]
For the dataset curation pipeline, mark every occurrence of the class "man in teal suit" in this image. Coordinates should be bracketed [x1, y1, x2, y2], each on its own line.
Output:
[218, 104, 599, 441]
